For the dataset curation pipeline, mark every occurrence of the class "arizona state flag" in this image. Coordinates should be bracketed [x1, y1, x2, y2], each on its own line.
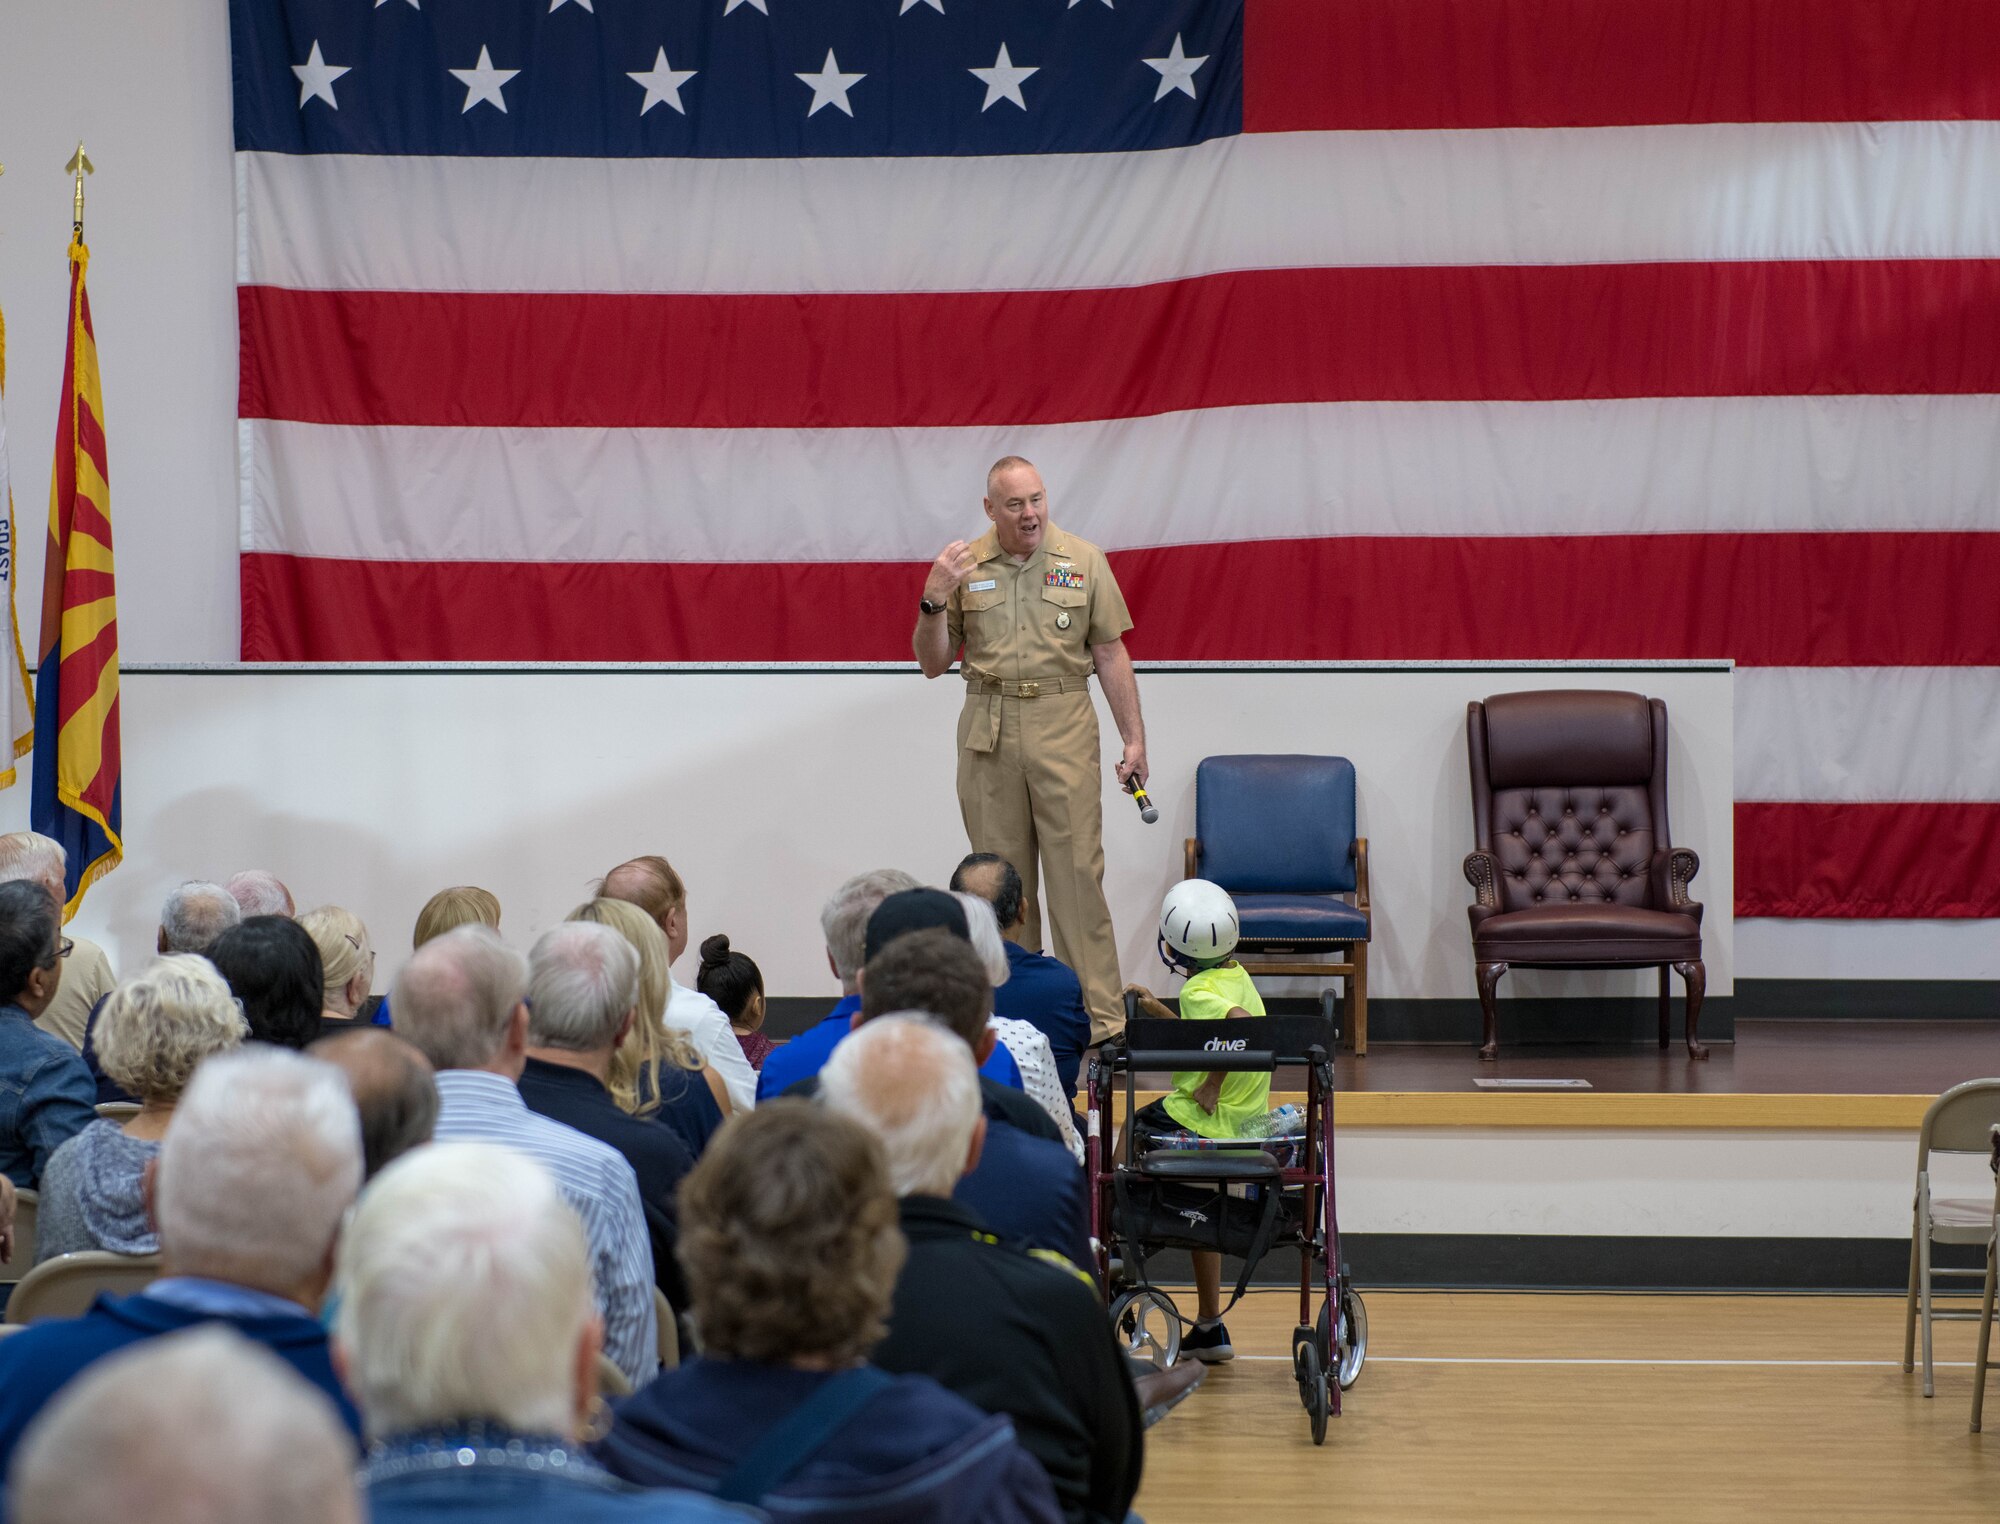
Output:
[32, 237, 121, 912]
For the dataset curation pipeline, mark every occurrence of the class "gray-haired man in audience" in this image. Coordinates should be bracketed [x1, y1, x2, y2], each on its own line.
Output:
[392, 924, 659, 1386]
[308, 1027, 439, 1180]
[0, 832, 115, 1050]
[9, 1327, 362, 1524]
[226, 869, 295, 919]
[83, 879, 245, 1104]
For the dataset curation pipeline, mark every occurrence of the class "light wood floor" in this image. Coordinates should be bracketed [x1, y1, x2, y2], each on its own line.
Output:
[1132, 1290, 1997, 1522]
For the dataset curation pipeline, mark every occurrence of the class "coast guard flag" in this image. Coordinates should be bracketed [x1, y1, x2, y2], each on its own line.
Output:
[0, 305, 34, 788]
[33, 237, 122, 913]
[231, 0, 2000, 922]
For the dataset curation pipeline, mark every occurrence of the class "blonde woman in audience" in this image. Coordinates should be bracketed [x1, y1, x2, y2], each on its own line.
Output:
[411, 885, 501, 948]
[35, 956, 248, 1261]
[336, 1142, 735, 1524]
[300, 905, 377, 1038]
[952, 892, 1083, 1160]
[568, 898, 730, 1156]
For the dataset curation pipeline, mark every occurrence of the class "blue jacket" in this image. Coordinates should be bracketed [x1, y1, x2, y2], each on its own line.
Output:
[994, 943, 1091, 1099]
[0, 1002, 97, 1187]
[956, 1113, 1092, 1274]
[0, 1291, 362, 1485]
[598, 1358, 1062, 1524]
[757, 997, 1020, 1103]
[365, 1431, 746, 1524]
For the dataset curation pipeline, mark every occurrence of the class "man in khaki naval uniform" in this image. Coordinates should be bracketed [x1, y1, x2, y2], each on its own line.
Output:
[914, 457, 1148, 1046]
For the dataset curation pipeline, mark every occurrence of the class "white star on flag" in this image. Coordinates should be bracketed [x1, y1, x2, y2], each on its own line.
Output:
[450, 46, 520, 114]
[969, 43, 1038, 111]
[900, 0, 945, 12]
[629, 48, 698, 115]
[796, 50, 865, 117]
[550, 0, 594, 9]
[374, 0, 419, 9]
[1143, 33, 1208, 101]
[724, 0, 769, 13]
[292, 41, 351, 110]
[1068, 0, 1113, 7]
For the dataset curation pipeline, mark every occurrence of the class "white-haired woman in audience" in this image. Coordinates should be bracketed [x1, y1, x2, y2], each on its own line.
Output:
[35, 956, 248, 1261]
[568, 898, 730, 1156]
[337, 1141, 737, 1524]
[299, 905, 377, 1039]
[951, 892, 1084, 1159]
[597, 1104, 1062, 1522]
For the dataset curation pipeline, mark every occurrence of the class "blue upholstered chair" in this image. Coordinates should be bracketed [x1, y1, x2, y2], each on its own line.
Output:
[1184, 756, 1371, 1054]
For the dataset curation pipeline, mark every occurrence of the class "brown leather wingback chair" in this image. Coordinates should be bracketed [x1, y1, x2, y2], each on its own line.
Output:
[1463, 690, 1706, 1061]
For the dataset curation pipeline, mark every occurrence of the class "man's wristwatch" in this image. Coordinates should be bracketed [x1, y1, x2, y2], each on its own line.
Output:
[918, 596, 947, 616]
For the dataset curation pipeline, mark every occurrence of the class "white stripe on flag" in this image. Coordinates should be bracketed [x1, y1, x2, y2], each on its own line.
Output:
[1737, 668, 2000, 804]
[241, 395, 2000, 563]
[238, 119, 2000, 295]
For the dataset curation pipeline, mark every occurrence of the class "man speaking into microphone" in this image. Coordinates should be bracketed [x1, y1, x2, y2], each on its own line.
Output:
[914, 456, 1149, 1046]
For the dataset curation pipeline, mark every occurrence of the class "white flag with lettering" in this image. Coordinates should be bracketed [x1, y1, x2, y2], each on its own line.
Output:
[0, 309, 35, 788]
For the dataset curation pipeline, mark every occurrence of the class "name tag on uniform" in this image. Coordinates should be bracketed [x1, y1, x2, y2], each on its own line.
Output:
[1045, 565, 1085, 590]
[968, 579, 997, 592]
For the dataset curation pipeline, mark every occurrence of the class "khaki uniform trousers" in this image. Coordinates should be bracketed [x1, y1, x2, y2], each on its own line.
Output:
[956, 685, 1123, 1045]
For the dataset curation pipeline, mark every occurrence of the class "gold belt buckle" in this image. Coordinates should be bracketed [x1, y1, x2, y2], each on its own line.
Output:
[1017, 681, 1040, 699]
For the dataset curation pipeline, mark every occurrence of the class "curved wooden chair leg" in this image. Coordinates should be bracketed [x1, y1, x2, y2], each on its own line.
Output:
[1476, 962, 1507, 1061]
[1674, 959, 1709, 1059]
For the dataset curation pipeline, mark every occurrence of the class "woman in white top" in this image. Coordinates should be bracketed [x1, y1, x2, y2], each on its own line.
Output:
[952, 892, 1084, 1161]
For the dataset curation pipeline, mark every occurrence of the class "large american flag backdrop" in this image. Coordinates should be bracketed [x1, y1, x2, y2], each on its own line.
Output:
[230, 0, 2000, 924]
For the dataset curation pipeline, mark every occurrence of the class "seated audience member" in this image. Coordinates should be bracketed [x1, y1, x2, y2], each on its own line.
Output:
[207, 915, 325, 1050]
[0, 879, 95, 1188]
[697, 933, 773, 1072]
[1, 1173, 16, 1265]
[756, 868, 920, 1102]
[953, 890, 1083, 1158]
[37, 956, 248, 1261]
[852, 930, 1088, 1269]
[83, 880, 241, 1102]
[570, 898, 730, 1155]
[392, 925, 658, 1385]
[0, 833, 114, 1050]
[599, 855, 756, 1112]
[520, 923, 695, 1310]
[598, 1104, 1062, 1522]
[9, 1327, 362, 1524]
[299, 905, 378, 1036]
[953, 853, 1091, 1098]
[337, 1143, 737, 1523]
[412, 884, 501, 947]
[823, 1017, 1143, 1524]
[0, 1047, 365, 1475]
[226, 868, 296, 919]
[308, 1028, 438, 1180]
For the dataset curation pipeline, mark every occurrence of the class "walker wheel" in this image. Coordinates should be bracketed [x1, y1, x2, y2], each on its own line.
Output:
[1296, 1339, 1329, 1444]
[1109, 1289, 1181, 1370]
[1318, 1292, 1368, 1390]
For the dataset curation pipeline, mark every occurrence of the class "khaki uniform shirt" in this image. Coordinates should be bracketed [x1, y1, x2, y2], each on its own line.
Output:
[35, 934, 114, 1050]
[940, 524, 1132, 681]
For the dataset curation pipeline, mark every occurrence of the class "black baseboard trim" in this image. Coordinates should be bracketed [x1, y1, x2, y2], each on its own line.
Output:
[1735, 979, 2000, 1022]
[1139, 1234, 1978, 1293]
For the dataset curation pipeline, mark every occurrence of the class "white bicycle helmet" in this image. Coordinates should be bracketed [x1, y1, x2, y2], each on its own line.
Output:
[1158, 878, 1241, 968]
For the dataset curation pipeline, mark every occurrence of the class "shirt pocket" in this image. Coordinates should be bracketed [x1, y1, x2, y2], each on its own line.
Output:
[1039, 584, 1088, 610]
[961, 586, 1007, 616]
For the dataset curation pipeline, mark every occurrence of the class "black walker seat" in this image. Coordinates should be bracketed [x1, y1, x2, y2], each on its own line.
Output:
[1087, 994, 1367, 1444]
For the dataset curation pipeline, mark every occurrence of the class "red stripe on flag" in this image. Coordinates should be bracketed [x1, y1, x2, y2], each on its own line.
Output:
[1736, 801, 2000, 918]
[240, 532, 2000, 666]
[238, 260, 2000, 430]
[1245, 0, 2000, 132]
[75, 404, 109, 487]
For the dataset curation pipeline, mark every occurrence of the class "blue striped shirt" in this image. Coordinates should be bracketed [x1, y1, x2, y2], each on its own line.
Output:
[433, 1070, 659, 1384]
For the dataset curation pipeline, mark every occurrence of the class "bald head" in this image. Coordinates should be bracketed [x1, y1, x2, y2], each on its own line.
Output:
[226, 870, 295, 919]
[598, 855, 688, 959]
[308, 1027, 438, 1179]
[391, 925, 528, 1073]
[821, 1015, 983, 1198]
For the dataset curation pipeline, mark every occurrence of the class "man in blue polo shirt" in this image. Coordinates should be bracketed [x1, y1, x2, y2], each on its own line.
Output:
[951, 853, 1091, 1099]
[758, 875, 1021, 1100]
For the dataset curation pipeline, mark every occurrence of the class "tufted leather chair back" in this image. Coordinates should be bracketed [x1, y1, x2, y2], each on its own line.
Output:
[1468, 691, 1671, 914]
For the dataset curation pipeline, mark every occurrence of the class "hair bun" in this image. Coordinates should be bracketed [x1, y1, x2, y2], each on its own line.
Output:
[699, 933, 732, 966]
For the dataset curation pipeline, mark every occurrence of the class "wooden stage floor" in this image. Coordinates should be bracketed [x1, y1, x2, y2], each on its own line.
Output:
[1134, 1288, 1997, 1522]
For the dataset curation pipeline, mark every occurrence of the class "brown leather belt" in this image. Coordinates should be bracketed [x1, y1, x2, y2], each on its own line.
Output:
[963, 673, 1092, 699]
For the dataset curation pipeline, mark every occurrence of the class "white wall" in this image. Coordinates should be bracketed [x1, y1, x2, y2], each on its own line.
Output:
[0, 0, 241, 664]
[0, 662, 1732, 1003]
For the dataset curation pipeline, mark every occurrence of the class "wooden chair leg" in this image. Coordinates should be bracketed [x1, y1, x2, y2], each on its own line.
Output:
[1351, 942, 1369, 1057]
[1674, 959, 1709, 1059]
[1657, 965, 1673, 1049]
[1476, 962, 1507, 1061]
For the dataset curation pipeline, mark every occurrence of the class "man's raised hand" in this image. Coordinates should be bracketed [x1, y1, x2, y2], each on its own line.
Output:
[924, 541, 979, 603]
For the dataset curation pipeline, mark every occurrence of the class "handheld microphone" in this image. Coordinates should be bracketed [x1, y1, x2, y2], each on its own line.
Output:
[1124, 776, 1159, 824]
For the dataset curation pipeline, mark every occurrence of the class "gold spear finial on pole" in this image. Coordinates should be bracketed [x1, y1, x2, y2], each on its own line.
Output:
[66, 143, 93, 239]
